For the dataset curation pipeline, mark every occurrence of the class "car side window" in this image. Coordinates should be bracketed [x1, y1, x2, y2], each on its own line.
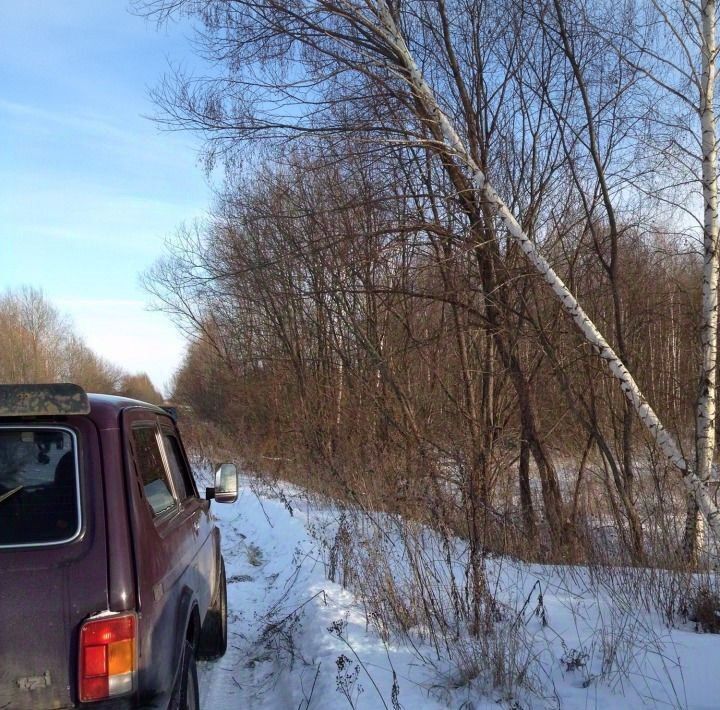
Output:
[132, 426, 176, 517]
[162, 432, 196, 502]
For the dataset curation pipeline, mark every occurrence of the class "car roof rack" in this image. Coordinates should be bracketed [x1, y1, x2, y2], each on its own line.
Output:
[0, 383, 91, 417]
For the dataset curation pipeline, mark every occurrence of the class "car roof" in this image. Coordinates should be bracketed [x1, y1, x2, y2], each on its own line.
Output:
[87, 393, 168, 423]
[55, 393, 171, 430]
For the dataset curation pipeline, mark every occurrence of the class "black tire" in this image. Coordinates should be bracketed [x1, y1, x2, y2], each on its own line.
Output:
[197, 557, 228, 659]
[173, 639, 199, 710]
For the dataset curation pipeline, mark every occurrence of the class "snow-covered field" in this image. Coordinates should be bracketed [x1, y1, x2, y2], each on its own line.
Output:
[199, 476, 720, 709]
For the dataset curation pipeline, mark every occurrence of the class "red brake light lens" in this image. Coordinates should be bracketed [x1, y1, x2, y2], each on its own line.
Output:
[79, 612, 136, 702]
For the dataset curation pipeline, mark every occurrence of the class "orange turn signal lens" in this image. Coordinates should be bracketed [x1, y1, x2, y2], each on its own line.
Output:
[108, 638, 134, 675]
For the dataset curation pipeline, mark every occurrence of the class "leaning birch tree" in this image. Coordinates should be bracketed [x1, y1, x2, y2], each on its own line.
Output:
[370, 1, 720, 538]
[140, 0, 720, 541]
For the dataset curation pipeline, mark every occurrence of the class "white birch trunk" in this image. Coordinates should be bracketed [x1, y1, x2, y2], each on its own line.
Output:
[373, 0, 720, 540]
[689, 0, 720, 550]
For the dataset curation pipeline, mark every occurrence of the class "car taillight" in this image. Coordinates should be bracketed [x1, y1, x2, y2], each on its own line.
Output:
[78, 612, 136, 702]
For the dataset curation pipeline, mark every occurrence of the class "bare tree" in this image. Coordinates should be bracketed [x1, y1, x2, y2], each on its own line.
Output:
[0, 286, 159, 398]
[141, 0, 720, 541]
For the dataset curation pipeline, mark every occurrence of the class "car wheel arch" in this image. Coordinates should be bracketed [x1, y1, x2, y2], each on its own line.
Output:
[170, 587, 201, 688]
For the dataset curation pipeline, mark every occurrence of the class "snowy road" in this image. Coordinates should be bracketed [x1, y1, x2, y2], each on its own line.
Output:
[198, 480, 448, 710]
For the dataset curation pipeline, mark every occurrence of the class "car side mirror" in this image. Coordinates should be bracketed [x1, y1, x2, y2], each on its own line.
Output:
[205, 463, 238, 503]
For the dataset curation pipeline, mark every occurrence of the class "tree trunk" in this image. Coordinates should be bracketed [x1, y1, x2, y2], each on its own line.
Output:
[685, 0, 720, 558]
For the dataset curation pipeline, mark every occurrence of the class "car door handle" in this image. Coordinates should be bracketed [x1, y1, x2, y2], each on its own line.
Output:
[192, 517, 200, 533]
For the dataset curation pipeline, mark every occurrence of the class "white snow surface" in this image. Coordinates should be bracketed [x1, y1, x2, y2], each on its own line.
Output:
[199, 477, 720, 709]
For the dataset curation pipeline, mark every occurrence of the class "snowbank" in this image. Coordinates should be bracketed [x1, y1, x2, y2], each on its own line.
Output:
[199, 476, 720, 709]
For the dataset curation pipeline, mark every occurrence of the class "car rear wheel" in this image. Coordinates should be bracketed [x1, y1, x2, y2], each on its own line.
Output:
[172, 639, 199, 710]
[198, 557, 228, 659]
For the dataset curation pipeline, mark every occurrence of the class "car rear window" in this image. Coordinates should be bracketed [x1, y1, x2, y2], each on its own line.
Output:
[0, 428, 79, 547]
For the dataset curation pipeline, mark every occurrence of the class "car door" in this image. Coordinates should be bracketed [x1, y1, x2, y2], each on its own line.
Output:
[122, 409, 208, 704]
[158, 421, 216, 615]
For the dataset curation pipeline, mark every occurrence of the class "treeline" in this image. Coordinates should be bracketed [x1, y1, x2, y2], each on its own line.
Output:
[140, 0, 716, 568]
[156, 153, 700, 564]
[0, 287, 163, 404]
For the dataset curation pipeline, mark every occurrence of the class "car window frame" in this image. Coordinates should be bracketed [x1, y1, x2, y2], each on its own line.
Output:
[0, 424, 82, 550]
[158, 425, 198, 504]
[129, 421, 180, 522]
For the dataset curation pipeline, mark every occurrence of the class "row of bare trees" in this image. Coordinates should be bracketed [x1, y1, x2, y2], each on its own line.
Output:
[140, 0, 720, 574]
[155, 153, 697, 557]
[0, 287, 164, 404]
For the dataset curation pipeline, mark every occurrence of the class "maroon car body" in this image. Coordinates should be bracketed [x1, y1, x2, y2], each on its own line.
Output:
[0, 385, 234, 709]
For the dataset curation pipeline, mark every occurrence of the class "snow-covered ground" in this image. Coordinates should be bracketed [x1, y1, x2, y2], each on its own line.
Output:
[199, 479, 444, 709]
[199, 476, 720, 709]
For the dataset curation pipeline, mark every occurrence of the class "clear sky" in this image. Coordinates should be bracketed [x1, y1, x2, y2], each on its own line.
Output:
[0, 1, 212, 395]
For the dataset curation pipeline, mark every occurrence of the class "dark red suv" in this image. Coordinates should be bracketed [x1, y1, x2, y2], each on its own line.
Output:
[0, 384, 237, 709]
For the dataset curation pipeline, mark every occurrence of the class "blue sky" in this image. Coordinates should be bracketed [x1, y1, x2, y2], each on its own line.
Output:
[0, 1, 213, 394]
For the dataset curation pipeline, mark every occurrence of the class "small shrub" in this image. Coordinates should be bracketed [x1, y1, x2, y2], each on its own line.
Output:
[690, 585, 720, 633]
[560, 643, 589, 673]
[335, 653, 363, 708]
